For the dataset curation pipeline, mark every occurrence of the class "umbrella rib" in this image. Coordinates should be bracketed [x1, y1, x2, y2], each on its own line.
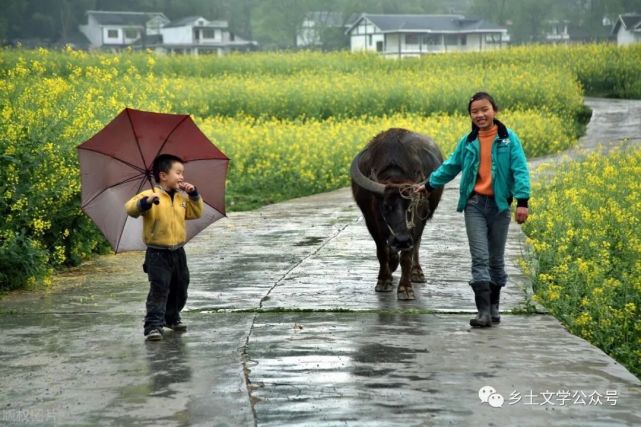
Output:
[113, 176, 150, 253]
[78, 146, 147, 174]
[155, 115, 190, 160]
[81, 174, 145, 208]
[126, 108, 151, 173]
[183, 156, 230, 162]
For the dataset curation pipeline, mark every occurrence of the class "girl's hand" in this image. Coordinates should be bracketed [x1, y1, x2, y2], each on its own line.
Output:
[413, 183, 428, 195]
[515, 207, 528, 224]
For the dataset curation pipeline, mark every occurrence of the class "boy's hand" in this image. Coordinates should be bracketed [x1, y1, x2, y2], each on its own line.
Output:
[148, 192, 161, 205]
[178, 182, 195, 193]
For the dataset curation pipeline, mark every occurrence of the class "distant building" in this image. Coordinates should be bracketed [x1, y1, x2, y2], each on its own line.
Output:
[543, 17, 613, 44]
[297, 11, 344, 47]
[544, 20, 571, 44]
[79, 11, 256, 54]
[345, 14, 509, 58]
[79, 11, 169, 51]
[147, 16, 257, 55]
[612, 13, 641, 46]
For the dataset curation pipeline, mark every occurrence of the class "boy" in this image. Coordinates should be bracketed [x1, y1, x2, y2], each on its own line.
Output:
[125, 154, 204, 341]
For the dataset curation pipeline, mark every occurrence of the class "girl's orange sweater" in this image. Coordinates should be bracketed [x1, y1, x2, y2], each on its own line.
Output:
[473, 125, 498, 196]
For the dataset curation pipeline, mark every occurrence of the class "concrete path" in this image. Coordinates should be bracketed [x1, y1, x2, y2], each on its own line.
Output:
[1, 98, 641, 426]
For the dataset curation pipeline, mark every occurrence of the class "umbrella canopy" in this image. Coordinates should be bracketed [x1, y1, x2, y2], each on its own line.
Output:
[77, 108, 229, 253]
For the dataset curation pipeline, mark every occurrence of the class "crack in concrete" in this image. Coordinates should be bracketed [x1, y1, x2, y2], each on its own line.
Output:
[238, 215, 359, 422]
[258, 217, 360, 309]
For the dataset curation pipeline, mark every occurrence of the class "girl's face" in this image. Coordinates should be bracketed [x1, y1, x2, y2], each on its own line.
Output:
[469, 98, 496, 131]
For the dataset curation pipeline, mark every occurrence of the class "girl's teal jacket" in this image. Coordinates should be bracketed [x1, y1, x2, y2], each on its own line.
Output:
[425, 119, 530, 213]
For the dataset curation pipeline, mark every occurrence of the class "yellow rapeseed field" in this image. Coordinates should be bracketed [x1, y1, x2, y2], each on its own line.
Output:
[2, 43, 640, 380]
[524, 147, 641, 378]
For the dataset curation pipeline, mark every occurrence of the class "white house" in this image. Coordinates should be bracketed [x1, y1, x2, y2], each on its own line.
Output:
[346, 14, 509, 58]
[545, 20, 571, 44]
[79, 11, 256, 54]
[612, 13, 641, 46]
[150, 16, 256, 55]
[79, 10, 169, 51]
[297, 11, 344, 47]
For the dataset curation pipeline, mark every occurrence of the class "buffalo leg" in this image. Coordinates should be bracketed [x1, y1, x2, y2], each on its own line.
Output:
[411, 222, 427, 283]
[375, 242, 394, 292]
[397, 249, 415, 300]
[388, 250, 400, 273]
[411, 241, 426, 283]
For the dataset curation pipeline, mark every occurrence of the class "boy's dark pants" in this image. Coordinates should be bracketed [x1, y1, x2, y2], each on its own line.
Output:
[143, 247, 189, 335]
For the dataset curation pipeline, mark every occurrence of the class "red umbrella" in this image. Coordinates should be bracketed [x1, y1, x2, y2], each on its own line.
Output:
[77, 108, 229, 253]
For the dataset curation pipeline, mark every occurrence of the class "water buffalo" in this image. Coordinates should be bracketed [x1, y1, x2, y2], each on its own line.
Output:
[350, 128, 443, 300]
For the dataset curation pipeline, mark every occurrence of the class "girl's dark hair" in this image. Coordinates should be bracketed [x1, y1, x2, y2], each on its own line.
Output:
[152, 153, 183, 182]
[467, 92, 499, 114]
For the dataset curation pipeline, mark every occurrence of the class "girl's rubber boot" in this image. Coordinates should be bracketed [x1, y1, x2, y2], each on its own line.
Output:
[490, 283, 501, 324]
[470, 282, 492, 327]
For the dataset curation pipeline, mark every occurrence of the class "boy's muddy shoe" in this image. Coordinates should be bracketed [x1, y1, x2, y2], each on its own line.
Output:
[145, 328, 163, 341]
[166, 322, 187, 333]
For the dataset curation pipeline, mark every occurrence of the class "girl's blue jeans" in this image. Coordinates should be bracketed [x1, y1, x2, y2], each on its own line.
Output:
[464, 193, 511, 287]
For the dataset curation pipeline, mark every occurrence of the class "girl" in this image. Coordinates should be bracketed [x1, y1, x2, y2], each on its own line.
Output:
[414, 92, 530, 327]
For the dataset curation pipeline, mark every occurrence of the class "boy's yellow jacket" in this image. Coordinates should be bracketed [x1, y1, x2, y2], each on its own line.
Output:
[125, 187, 204, 248]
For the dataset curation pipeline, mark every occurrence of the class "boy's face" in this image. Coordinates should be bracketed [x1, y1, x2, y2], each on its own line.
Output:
[159, 161, 184, 190]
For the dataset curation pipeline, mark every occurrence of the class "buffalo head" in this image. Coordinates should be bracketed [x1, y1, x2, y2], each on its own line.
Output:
[351, 151, 425, 252]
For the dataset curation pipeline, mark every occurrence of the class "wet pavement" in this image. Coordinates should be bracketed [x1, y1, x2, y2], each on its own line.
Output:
[2, 98, 641, 426]
[531, 97, 641, 170]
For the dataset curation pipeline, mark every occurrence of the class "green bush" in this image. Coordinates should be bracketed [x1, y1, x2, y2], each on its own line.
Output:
[0, 52, 170, 290]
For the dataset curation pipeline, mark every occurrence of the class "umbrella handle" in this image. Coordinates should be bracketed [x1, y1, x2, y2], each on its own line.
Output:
[145, 172, 159, 205]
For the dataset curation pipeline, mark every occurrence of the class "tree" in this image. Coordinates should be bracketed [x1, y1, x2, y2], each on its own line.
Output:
[252, 0, 312, 49]
[468, 0, 511, 25]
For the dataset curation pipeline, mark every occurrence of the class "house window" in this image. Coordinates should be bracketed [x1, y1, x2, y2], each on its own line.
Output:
[376, 41, 383, 52]
[461, 35, 467, 46]
[406, 34, 419, 45]
[368, 34, 373, 46]
[423, 34, 439, 45]
[107, 29, 119, 39]
[124, 29, 139, 39]
[203, 29, 215, 39]
[486, 34, 502, 44]
[445, 35, 459, 46]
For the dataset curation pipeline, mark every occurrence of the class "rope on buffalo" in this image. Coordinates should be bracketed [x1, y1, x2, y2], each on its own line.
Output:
[398, 184, 430, 229]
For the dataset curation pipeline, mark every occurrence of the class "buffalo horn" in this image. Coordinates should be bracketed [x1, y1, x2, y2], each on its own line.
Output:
[350, 151, 386, 195]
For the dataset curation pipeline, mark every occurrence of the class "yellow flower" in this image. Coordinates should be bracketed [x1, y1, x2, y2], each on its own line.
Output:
[574, 312, 592, 327]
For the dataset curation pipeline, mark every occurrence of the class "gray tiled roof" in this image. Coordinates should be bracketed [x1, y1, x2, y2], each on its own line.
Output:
[163, 16, 202, 28]
[87, 11, 167, 26]
[621, 14, 641, 29]
[164, 16, 228, 28]
[349, 14, 505, 33]
[612, 13, 641, 35]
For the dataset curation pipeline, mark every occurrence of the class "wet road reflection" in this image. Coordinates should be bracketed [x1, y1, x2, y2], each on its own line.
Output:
[145, 334, 192, 399]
